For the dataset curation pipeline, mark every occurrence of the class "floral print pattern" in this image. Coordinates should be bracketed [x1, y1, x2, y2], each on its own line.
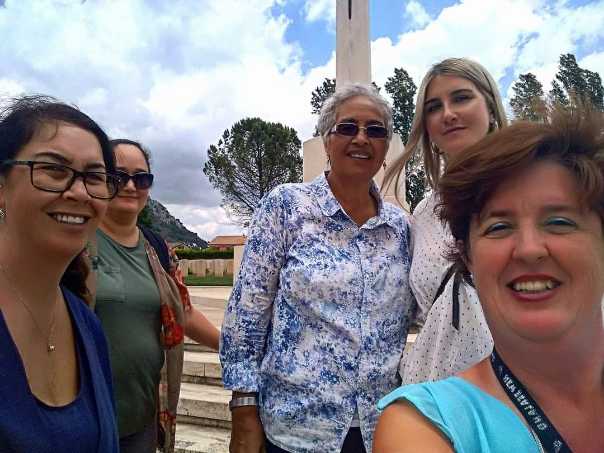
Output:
[220, 173, 415, 453]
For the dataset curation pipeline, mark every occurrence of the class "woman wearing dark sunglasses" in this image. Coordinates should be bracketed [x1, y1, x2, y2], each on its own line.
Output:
[0, 95, 119, 452]
[221, 83, 414, 453]
[90, 138, 220, 453]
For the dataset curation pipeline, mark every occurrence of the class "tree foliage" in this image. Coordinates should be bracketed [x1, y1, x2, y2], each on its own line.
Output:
[384, 67, 425, 211]
[548, 80, 569, 107]
[549, 53, 604, 110]
[310, 78, 336, 115]
[384, 67, 417, 143]
[510, 73, 545, 121]
[203, 118, 302, 226]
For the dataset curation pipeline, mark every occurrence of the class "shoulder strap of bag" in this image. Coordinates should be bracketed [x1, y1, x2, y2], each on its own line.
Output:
[433, 264, 461, 331]
[140, 225, 170, 273]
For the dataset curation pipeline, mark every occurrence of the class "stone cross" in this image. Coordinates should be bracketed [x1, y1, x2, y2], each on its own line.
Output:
[336, 0, 371, 87]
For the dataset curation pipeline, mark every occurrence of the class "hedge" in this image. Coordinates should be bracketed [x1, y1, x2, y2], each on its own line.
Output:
[175, 247, 234, 260]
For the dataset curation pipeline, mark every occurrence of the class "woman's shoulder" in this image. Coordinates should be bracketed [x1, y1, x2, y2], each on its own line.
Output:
[378, 378, 539, 453]
[262, 181, 313, 204]
[411, 192, 438, 220]
[381, 201, 411, 231]
[62, 288, 104, 338]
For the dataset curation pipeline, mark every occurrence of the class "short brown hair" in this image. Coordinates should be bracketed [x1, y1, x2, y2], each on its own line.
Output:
[438, 105, 604, 274]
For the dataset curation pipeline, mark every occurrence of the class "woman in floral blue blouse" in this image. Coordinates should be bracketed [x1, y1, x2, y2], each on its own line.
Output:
[220, 83, 414, 453]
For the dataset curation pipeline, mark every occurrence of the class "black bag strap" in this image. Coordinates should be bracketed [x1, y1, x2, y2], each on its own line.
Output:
[140, 225, 170, 273]
[432, 264, 461, 330]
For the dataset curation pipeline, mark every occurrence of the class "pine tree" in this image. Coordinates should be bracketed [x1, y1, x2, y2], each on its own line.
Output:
[510, 73, 545, 121]
[203, 118, 302, 226]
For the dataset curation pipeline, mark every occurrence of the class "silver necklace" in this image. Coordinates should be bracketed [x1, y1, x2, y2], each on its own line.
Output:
[0, 262, 58, 353]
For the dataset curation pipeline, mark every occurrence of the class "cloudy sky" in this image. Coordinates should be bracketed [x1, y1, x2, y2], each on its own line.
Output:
[1, 0, 603, 240]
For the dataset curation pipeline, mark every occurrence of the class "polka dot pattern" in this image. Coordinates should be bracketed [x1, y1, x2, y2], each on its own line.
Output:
[400, 194, 493, 384]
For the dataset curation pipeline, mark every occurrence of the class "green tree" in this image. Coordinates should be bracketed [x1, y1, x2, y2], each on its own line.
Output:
[548, 80, 569, 106]
[550, 53, 604, 110]
[310, 78, 336, 115]
[510, 73, 545, 121]
[384, 67, 417, 142]
[203, 118, 302, 226]
[584, 69, 604, 111]
[384, 67, 425, 211]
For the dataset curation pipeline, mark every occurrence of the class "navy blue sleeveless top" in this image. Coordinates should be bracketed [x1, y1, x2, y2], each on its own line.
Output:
[0, 288, 118, 452]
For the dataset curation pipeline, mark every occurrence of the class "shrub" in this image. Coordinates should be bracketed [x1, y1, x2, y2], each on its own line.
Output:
[175, 247, 234, 260]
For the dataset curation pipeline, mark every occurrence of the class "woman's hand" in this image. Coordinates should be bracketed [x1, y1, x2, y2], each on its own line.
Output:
[230, 404, 265, 453]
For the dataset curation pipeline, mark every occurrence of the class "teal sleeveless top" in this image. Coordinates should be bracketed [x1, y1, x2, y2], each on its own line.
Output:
[378, 377, 542, 453]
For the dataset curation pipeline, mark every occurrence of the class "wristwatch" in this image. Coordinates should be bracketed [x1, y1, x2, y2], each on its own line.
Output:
[229, 396, 258, 411]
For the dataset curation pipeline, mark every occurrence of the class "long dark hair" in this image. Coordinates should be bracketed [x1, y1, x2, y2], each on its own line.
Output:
[0, 95, 115, 301]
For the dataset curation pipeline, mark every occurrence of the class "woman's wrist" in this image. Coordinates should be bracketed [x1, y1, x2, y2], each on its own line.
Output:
[230, 392, 259, 411]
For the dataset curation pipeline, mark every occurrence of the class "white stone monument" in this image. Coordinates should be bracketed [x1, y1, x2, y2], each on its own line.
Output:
[302, 0, 407, 208]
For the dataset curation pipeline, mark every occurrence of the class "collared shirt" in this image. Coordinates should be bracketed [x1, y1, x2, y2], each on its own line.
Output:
[220, 173, 414, 453]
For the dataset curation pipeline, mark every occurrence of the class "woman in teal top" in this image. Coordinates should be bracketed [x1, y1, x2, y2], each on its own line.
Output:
[375, 108, 604, 453]
[94, 139, 220, 453]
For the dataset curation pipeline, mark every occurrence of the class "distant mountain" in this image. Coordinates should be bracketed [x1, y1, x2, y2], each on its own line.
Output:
[144, 198, 208, 248]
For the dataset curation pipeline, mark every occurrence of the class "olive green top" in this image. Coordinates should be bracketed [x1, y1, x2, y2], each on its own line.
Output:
[94, 228, 164, 438]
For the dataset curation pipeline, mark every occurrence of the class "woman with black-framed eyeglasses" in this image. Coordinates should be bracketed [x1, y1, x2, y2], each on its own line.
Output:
[0, 95, 119, 452]
[88, 138, 220, 453]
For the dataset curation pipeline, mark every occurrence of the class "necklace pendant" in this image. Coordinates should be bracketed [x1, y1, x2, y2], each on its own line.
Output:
[48, 344, 56, 353]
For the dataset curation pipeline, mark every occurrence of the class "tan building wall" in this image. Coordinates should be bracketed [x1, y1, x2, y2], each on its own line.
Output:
[179, 259, 234, 277]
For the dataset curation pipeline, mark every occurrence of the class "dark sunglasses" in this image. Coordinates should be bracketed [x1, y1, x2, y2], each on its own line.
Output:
[330, 122, 388, 139]
[115, 170, 154, 190]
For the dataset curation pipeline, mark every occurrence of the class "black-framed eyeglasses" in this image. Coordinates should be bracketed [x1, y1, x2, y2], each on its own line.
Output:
[330, 122, 388, 139]
[1, 160, 120, 200]
[115, 170, 154, 190]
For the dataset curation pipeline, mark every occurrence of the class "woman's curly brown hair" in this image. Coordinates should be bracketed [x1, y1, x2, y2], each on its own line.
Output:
[437, 104, 604, 280]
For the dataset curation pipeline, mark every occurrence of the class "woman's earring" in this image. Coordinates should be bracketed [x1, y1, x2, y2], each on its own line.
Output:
[489, 114, 497, 131]
[0, 208, 5, 223]
[382, 161, 387, 170]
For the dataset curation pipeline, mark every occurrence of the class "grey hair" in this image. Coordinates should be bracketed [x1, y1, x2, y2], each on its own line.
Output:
[317, 83, 393, 148]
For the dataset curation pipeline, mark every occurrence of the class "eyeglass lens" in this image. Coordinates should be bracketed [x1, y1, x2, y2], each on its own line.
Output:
[116, 171, 154, 190]
[335, 123, 387, 138]
[32, 162, 118, 199]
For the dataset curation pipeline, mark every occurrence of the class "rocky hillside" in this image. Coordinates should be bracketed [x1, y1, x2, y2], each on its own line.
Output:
[144, 199, 208, 248]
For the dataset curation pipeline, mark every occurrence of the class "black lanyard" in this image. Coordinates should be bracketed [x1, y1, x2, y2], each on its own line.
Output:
[491, 349, 572, 453]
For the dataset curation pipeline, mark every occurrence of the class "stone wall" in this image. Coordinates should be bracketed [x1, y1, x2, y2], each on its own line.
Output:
[179, 259, 234, 277]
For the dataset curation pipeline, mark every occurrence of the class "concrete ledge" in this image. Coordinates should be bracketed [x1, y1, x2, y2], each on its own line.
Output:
[183, 351, 223, 385]
[178, 382, 232, 424]
[175, 423, 230, 453]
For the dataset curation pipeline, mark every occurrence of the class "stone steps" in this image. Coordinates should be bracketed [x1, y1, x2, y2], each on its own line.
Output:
[175, 423, 230, 453]
[182, 350, 223, 386]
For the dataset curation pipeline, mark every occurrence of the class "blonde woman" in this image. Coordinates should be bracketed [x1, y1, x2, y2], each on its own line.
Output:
[383, 58, 508, 384]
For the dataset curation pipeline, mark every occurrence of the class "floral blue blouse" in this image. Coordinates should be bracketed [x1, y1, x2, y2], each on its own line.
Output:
[220, 173, 414, 453]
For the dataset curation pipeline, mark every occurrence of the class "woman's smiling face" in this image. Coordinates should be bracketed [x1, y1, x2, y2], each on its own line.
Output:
[0, 121, 109, 258]
[467, 160, 604, 343]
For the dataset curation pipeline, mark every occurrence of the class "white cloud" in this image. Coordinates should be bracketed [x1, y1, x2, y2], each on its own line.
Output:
[405, 1, 431, 28]
[304, 0, 336, 25]
[165, 205, 243, 241]
[0, 0, 316, 236]
[581, 51, 604, 77]
[1, 0, 603, 237]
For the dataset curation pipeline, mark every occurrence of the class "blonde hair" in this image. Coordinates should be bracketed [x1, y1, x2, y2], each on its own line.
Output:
[383, 58, 508, 203]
